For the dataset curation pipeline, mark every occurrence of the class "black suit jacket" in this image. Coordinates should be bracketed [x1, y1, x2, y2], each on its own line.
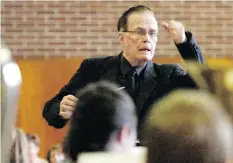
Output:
[42, 32, 204, 135]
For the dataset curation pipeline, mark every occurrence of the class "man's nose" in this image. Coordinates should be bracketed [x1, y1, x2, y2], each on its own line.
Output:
[142, 33, 150, 42]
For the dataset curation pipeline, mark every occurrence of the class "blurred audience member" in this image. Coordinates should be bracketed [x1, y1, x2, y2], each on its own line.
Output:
[143, 90, 233, 163]
[26, 133, 48, 163]
[63, 81, 137, 161]
[187, 62, 233, 120]
[10, 129, 30, 163]
[46, 144, 65, 163]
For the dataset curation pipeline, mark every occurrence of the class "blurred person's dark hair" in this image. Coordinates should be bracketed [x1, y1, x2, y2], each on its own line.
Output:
[117, 5, 152, 32]
[63, 81, 137, 161]
[142, 90, 233, 163]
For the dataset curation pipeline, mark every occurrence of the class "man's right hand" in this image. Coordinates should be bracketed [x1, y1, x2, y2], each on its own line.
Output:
[59, 95, 78, 119]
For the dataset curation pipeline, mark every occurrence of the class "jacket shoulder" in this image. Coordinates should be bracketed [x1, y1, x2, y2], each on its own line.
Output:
[83, 55, 118, 65]
[155, 63, 183, 74]
[81, 55, 120, 70]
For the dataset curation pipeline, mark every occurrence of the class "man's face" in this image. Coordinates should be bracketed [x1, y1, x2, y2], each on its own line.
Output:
[119, 11, 158, 66]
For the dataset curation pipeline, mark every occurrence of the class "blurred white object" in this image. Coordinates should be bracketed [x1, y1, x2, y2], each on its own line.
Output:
[1, 45, 22, 163]
[55, 153, 65, 163]
[2, 62, 21, 87]
[0, 47, 11, 64]
[77, 147, 147, 163]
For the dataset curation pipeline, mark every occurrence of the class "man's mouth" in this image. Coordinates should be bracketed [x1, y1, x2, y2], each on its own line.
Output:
[139, 48, 151, 52]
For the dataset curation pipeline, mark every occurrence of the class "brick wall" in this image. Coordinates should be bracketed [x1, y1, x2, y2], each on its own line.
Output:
[2, 1, 233, 59]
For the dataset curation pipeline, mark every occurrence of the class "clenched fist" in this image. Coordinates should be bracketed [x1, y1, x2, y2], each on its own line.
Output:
[59, 95, 78, 119]
[162, 20, 186, 44]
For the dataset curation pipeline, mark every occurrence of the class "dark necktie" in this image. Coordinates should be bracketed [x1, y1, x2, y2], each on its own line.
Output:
[127, 69, 137, 99]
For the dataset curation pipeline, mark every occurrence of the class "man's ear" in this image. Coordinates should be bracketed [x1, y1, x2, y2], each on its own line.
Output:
[119, 32, 125, 47]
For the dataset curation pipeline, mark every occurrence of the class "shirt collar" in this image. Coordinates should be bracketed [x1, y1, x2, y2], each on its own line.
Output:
[120, 55, 147, 78]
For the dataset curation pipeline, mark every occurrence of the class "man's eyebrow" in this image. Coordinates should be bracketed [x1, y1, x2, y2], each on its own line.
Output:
[133, 27, 157, 32]
[133, 27, 145, 31]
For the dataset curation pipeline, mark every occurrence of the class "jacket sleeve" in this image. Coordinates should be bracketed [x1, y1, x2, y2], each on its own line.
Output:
[170, 64, 198, 90]
[42, 59, 90, 128]
[158, 64, 198, 99]
[176, 31, 205, 64]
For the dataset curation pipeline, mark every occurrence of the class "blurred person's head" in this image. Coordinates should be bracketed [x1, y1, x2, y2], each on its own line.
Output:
[46, 144, 64, 163]
[63, 81, 137, 161]
[186, 62, 233, 121]
[118, 5, 158, 67]
[143, 90, 233, 163]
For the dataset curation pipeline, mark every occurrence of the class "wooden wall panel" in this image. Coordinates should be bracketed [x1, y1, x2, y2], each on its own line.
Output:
[16, 57, 86, 158]
[15, 56, 233, 158]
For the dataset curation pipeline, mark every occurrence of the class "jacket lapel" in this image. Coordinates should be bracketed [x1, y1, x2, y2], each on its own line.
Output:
[99, 53, 135, 93]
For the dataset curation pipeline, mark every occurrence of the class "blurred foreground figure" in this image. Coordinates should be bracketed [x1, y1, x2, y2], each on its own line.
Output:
[63, 81, 137, 161]
[143, 90, 233, 163]
[26, 133, 48, 163]
[1, 45, 49, 163]
[1, 45, 23, 163]
[187, 62, 233, 121]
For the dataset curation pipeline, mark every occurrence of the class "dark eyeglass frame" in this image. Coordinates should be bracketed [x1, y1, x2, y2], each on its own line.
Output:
[122, 30, 158, 38]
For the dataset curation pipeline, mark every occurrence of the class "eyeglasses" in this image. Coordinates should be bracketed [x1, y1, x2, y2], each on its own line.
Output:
[122, 30, 158, 38]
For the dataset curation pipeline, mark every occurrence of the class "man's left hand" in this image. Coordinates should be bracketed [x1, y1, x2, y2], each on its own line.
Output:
[161, 20, 187, 44]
